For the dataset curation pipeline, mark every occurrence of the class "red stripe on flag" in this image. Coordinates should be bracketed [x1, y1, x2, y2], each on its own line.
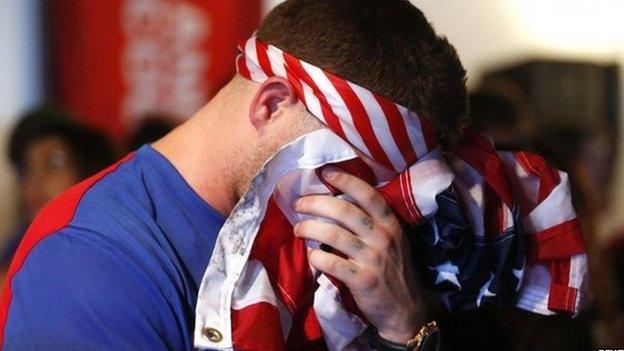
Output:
[249, 199, 313, 312]
[420, 117, 438, 151]
[547, 284, 578, 314]
[531, 218, 586, 261]
[325, 73, 394, 169]
[515, 151, 561, 202]
[374, 95, 418, 166]
[232, 302, 286, 350]
[455, 130, 515, 207]
[482, 183, 504, 236]
[285, 305, 328, 351]
[255, 39, 275, 77]
[404, 170, 424, 223]
[236, 54, 251, 80]
[379, 174, 417, 224]
[547, 259, 575, 314]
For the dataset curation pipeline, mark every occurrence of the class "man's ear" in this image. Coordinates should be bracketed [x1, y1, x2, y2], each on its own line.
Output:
[248, 76, 298, 132]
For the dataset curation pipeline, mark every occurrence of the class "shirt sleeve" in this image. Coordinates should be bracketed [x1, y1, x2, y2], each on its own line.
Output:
[3, 228, 191, 351]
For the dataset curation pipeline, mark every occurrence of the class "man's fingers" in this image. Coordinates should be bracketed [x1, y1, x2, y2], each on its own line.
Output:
[308, 249, 372, 291]
[295, 195, 375, 238]
[321, 166, 391, 220]
[294, 220, 372, 261]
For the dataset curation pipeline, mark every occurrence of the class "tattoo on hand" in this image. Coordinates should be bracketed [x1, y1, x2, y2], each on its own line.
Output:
[353, 238, 365, 251]
[361, 216, 373, 229]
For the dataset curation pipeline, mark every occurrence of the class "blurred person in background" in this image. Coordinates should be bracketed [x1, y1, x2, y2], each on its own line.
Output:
[127, 114, 176, 152]
[468, 90, 535, 150]
[604, 229, 624, 342]
[1, 107, 116, 269]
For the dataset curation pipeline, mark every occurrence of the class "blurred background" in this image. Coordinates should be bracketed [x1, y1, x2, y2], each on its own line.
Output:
[1, 0, 623, 348]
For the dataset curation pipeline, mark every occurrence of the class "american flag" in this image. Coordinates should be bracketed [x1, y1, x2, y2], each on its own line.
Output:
[193, 36, 587, 350]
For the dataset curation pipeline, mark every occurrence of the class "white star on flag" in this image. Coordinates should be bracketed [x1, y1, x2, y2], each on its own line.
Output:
[430, 260, 461, 288]
[476, 273, 497, 306]
[431, 219, 440, 245]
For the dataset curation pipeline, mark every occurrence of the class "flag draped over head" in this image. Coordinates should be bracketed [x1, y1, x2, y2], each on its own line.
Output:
[193, 36, 588, 350]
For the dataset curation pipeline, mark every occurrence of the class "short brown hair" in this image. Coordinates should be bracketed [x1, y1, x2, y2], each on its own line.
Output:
[258, 0, 468, 147]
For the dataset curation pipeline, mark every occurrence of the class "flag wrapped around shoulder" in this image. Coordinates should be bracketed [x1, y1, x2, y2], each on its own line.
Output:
[193, 36, 588, 350]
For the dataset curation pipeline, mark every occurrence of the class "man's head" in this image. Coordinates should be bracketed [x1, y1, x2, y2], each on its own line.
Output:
[8, 108, 116, 218]
[225, 0, 467, 197]
[256, 0, 468, 146]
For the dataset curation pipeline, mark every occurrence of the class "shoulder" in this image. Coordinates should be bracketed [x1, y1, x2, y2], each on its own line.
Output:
[0, 153, 191, 350]
[7, 152, 137, 271]
[2, 228, 190, 350]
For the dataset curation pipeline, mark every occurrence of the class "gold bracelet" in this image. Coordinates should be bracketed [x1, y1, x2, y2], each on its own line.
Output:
[406, 321, 439, 350]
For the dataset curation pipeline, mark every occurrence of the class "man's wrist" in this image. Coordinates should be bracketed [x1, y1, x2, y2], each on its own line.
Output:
[369, 320, 440, 351]
[377, 299, 428, 344]
[377, 317, 427, 344]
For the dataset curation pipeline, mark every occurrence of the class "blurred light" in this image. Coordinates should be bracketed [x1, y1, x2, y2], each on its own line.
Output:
[0, 0, 43, 122]
[508, 0, 624, 55]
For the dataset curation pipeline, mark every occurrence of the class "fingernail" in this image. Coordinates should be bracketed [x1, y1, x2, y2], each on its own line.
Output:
[293, 222, 301, 235]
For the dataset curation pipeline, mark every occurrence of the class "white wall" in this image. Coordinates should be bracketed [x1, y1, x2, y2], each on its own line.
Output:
[0, 0, 43, 235]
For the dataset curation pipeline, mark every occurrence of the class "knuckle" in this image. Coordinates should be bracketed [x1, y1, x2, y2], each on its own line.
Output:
[369, 250, 383, 266]
[337, 201, 353, 216]
[326, 226, 342, 245]
[351, 237, 366, 252]
[356, 272, 379, 292]
[377, 233, 393, 251]
[377, 214, 401, 232]
[364, 188, 380, 204]
[360, 215, 373, 230]
[388, 221, 403, 237]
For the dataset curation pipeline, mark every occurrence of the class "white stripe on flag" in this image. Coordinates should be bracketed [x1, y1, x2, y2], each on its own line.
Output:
[405, 149, 454, 219]
[298, 60, 371, 157]
[266, 44, 287, 78]
[568, 253, 587, 290]
[314, 274, 368, 351]
[396, 105, 428, 159]
[515, 263, 556, 316]
[301, 82, 326, 125]
[347, 82, 406, 171]
[245, 39, 268, 82]
[523, 171, 577, 233]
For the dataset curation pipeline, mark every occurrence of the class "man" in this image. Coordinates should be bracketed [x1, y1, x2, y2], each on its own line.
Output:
[1, 0, 584, 350]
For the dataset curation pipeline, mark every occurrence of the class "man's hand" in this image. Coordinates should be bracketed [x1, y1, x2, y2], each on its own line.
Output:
[293, 166, 427, 343]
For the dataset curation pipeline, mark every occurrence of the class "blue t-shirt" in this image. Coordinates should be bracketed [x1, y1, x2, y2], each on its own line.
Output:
[1, 145, 225, 350]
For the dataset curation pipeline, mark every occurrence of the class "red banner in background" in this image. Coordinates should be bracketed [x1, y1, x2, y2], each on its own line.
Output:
[49, 0, 261, 140]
